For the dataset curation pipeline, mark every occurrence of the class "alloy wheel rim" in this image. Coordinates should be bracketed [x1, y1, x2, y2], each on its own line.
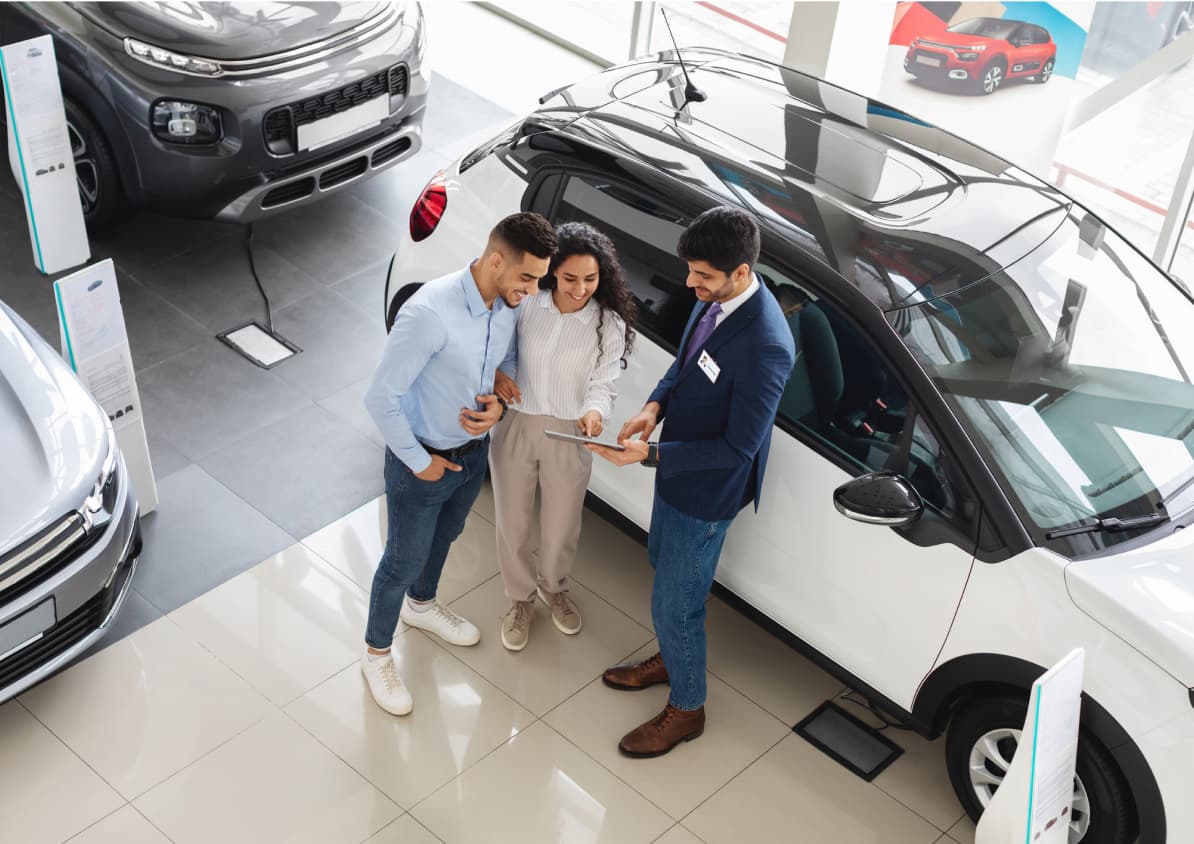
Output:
[66, 119, 99, 213]
[968, 727, 1091, 842]
[984, 66, 1002, 93]
[1042, 61, 1053, 82]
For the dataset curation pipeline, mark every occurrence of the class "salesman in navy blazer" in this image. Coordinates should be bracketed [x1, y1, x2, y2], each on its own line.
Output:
[588, 206, 796, 757]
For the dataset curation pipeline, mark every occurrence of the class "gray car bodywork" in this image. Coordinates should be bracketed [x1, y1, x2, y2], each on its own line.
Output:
[0, 1, 427, 222]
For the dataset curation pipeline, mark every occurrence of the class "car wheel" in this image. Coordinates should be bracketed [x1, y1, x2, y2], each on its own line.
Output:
[1035, 59, 1055, 84]
[977, 60, 1004, 95]
[945, 695, 1137, 844]
[63, 98, 124, 228]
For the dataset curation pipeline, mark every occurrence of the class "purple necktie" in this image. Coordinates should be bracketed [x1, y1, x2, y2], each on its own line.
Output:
[683, 302, 722, 366]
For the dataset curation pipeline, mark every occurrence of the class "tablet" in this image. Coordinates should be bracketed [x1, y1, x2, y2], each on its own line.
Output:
[544, 430, 626, 451]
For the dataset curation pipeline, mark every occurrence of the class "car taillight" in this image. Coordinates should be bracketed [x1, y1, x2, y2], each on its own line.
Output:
[410, 170, 447, 242]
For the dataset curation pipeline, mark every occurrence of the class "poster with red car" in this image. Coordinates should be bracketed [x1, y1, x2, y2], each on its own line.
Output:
[879, 2, 1094, 176]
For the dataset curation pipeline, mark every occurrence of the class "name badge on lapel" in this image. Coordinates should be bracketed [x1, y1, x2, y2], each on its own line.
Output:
[697, 349, 720, 383]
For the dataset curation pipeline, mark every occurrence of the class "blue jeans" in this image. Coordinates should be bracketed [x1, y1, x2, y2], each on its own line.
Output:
[648, 494, 732, 711]
[364, 443, 488, 649]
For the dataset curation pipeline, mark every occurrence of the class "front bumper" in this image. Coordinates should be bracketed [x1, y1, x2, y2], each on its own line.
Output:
[0, 455, 142, 704]
[905, 49, 978, 80]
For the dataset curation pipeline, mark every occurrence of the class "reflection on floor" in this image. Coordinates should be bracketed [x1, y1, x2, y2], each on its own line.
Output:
[1, 490, 976, 844]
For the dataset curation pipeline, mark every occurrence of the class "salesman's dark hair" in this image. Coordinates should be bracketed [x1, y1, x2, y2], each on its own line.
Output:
[489, 212, 558, 260]
[677, 206, 760, 275]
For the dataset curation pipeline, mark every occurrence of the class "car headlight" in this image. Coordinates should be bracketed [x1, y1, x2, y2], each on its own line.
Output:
[151, 100, 223, 144]
[125, 37, 221, 76]
[80, 421, 118, 533]
[957, 52, 980, 61]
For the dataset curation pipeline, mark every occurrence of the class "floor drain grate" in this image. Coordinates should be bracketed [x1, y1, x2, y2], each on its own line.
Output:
[792, 701, 904, 781]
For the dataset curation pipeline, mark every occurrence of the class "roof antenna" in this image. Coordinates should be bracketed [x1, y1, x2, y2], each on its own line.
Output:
[660, 7, 706, 106]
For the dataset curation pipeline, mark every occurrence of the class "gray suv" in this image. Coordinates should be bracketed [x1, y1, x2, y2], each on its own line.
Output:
[0, 1, 428, 225]
[0, 300, 141, 703]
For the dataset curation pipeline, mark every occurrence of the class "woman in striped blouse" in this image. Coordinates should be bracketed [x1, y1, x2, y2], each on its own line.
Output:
[490, 222, 637, 651]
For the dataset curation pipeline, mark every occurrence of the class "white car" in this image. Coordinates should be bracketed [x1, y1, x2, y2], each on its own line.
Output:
[384, 50, 1194, 844]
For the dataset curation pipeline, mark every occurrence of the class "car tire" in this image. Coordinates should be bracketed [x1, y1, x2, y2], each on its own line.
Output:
[976, 59, 1005, 95]
[945, 695, 1137, 844]
[63, 98, 124, 229]
[1035, 58, 1055, 84]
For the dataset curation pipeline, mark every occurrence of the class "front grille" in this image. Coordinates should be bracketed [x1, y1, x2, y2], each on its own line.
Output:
[319, 157, 367, 189]
[0, 514, 92, 605]
[0, 592, 104, 692]
[371, 136, 411, 167]
[262, 178, 315, 208]
[263, 63, 407, 155]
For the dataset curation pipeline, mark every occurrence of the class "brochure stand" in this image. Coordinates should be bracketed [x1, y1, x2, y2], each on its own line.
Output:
[54, 259, 158, 514]
[1, 34, 90, 274]
[976, 649, 1085, 844]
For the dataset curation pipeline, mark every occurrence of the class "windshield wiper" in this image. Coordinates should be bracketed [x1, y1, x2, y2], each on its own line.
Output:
[1046, 512, 1169, 540]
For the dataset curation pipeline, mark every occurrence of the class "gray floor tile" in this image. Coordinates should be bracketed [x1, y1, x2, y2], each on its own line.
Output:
[145, 425, 192, 481]
[82, 588, 163, 657]
[90, 213, 235, 282]
[117, 276, 210, 373]
[330, 260, 391, 320]
[198, 405, 384, 539]
[317, 377, 385, 448]
[251, 192, 400, 288]
[132, 465, 295, 613]
[270, 289, 387, 401]
[421, 74, 515, 156]
[137, 339, 312, 460]
[134, 232, 323, 332]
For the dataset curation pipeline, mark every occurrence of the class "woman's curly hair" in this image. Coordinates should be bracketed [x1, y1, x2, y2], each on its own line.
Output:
[540, 221, 637, 368]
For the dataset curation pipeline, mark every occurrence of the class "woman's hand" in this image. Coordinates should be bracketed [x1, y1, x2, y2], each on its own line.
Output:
[578, 410, 603, 437]
[494, 370, 521, 405]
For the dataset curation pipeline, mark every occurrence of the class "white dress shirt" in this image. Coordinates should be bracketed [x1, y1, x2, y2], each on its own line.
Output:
[712, 275, 760, 328]
[501, 292, 626, 421]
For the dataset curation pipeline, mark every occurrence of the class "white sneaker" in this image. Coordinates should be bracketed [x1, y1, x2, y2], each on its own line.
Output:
[360, 652, 412, 715]
[400, 595, 481, 646]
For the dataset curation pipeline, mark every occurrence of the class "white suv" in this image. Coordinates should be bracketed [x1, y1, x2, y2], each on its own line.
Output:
[383, 50, 1194, 844]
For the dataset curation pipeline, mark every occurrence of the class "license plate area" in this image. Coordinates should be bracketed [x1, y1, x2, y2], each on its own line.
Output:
[0, 598, 56, 661]
[296, 95, 389, 152]
[916, 55, 942, 67]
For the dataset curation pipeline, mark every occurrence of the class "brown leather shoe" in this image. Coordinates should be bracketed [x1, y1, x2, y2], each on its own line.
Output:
[618, 704, 705, 758]
[602, 652, 669, 691]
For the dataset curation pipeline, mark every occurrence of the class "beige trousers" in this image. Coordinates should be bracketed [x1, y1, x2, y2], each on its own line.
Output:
[489, 411, 593, 601]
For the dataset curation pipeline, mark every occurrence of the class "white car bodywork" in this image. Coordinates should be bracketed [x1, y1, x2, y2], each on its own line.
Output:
[388, 144, 1191, 841]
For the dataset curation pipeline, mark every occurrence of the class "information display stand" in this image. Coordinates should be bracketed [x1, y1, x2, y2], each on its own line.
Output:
[54, 260, 158, 514]
[976, 649, 1085, 844]
[1, 34, 90, 274]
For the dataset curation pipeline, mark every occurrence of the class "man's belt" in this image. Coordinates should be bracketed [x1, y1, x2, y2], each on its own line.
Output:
[421, 436, 488, 459]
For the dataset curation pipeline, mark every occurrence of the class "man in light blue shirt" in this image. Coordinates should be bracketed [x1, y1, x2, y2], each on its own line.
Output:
[361, 212, 557, 716]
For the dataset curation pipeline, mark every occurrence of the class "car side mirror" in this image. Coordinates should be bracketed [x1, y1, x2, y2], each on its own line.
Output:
[833, 472, 924, 527]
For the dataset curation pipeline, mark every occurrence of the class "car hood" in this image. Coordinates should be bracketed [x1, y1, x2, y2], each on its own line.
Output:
[71, 1, 392, 60]
[0, 302, 106, 554]
[1066, 524, 1194, 686]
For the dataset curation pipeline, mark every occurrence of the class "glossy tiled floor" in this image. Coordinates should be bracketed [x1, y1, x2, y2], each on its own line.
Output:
[1, 487, 981, 844]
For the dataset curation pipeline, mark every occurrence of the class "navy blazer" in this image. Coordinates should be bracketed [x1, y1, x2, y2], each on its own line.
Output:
[648, 283, 796, 522]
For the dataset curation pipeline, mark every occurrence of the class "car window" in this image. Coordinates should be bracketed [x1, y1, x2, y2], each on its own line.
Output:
[1034, 26, 1050, 44]
[553, 175, 691, 350]
[765, 263, 908, 464]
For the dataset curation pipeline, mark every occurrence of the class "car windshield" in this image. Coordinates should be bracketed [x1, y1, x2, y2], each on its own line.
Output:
[946, 18, 1020, 40]
[890, 209, 1194, 552]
